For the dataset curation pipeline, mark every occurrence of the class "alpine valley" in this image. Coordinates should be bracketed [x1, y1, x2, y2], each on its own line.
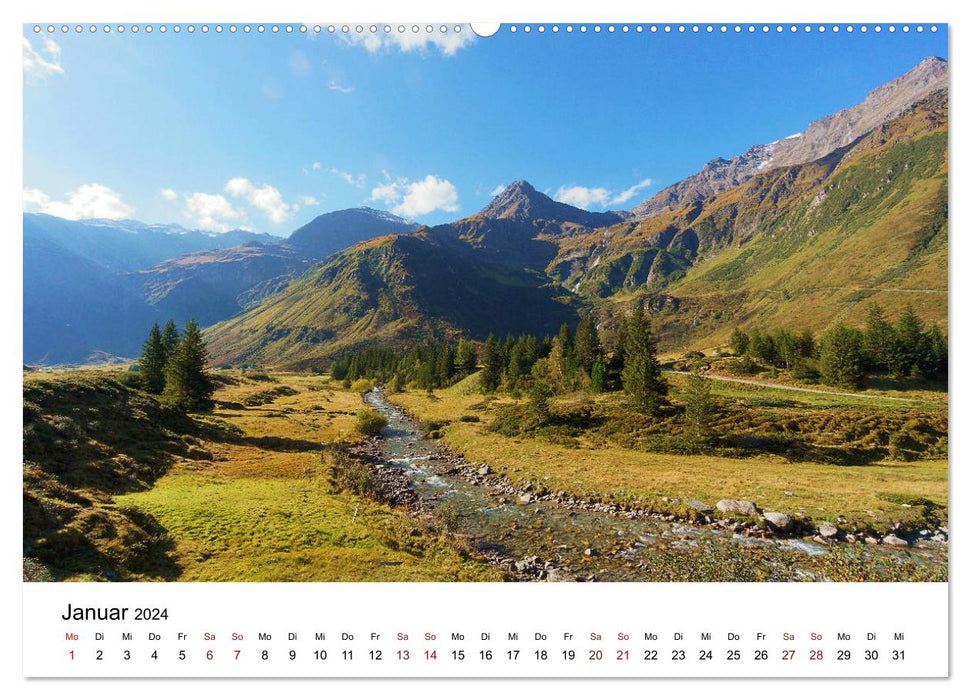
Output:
[24, 57, 947, 368]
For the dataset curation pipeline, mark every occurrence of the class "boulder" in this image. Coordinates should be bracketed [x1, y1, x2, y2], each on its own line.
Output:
[818, 523, 840, 539]
[477, 465, 491, 476]
[517, 493, 532, 504]
[763, 512, 793, 533]
[684, 499, 714, 513]
[883, 534, 910, 548]
[546, 569, 578, 582]
[716, 499, 759, 516]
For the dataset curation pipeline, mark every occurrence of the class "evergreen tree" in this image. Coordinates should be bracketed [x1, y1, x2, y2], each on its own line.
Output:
[161, 319, 180, 356]
[556, 323, 574, 361]
[729, 327, 750, 356]
[797, 328, 815, 359]
[162, 319, 215, 411]
[819, 324, 865, 389]
[480, 334, 503, 393]
[434, 342, 455, 386]
[456, 339, 478, 375]
[893, 305, 925, 379]
[590, 357, 606, 393]
[683, 371, 716, 442]
[574, 313, 601, 372]
[613, 315, 628, 365]
[621, 306, 668, 414]
[139, 323, 167, 394]
[922, 325, 948, 381]
[863, 304, 895, 372]
[749, 330, 777, 366]
[527, 380, 553, 427]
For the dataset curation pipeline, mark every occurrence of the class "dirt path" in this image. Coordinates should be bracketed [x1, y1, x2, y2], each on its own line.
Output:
[663, 369, 920, 403]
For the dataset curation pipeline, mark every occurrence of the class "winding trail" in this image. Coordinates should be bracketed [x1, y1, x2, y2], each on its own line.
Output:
[663, 369, 921, 403]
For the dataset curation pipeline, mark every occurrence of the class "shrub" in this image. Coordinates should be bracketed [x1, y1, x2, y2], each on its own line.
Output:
[726, 356, 761, 375]
[354, 410, 387, 436]
[244, 372, 276, 383]
[459, 414, 481, 423]
[350, 378, 373, 393]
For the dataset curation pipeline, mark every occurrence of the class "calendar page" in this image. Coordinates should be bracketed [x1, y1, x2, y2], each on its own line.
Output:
[18, 0, 953, 688]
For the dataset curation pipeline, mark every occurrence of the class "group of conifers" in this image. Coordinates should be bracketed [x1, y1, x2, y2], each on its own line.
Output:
[137, 319, 214, 411]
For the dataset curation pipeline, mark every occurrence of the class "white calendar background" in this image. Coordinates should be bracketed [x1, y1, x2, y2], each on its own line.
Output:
[23, 582, 948, 678]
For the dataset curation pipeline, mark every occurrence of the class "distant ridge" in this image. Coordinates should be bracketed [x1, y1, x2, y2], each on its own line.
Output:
[287, 206, 419, 259]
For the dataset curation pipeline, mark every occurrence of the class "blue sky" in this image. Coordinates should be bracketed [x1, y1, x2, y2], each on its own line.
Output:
[22, 24, 947, 235]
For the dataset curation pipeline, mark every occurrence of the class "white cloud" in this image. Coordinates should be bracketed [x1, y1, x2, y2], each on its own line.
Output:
[327, 80, 355, 93]
[371, 174, 459, 218]
[23, 37, 63, 79]
[312, 162, 322, 171]
[159, 188, 178, 201]
[554, 177, 655, 210]
[490, 184, 506, 197]
[224, 177, 295, 224]
[328, 168, 366, 187]
[340, 26, 476, 56]
[23, 184, 132, 220]
[300, 195, 320, 206]
[610, 178, 654, 205]
[554, 185, 612, 210]
[183, 192, 245, 231]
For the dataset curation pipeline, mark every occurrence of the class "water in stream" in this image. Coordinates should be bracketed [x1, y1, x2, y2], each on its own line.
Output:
[364, 390, 946, 582]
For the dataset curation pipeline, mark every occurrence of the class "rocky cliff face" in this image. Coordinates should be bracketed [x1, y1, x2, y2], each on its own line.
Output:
[630, 56, 948, 219]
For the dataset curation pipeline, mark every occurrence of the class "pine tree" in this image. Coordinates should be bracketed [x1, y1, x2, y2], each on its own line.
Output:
[161, 319, 180, 356]
[527, 380, 554, 427]
[590, 357, 606, 393]
[139, 323, 167, 394]
[863, 304, 895, 372]
[574, 313, 601, 372]
[480, 334, 503, 393]
[893, 305, 925, 379]
[162, 319, 215, 411]
[729, 327, 750, 356]
[819, 324, 865, 389]
[556, 323, 574, 361]
[456, 339, 478, 375]
[621, 306, 668, 414]
[434, 342, 454, 386]
[922, 325, 948, 381]
[683, 372, 715, 442]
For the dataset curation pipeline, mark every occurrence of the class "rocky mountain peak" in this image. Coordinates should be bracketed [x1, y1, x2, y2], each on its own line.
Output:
[630, 56, 949, 220]
[479, 180, 624, 228]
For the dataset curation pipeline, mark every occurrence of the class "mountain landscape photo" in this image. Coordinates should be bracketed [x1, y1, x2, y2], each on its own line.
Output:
[22, 26, 948, 584]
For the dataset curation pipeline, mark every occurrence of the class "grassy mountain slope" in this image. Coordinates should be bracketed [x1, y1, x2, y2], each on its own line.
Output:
[23, 372, 200, 579]
[286, 206, 419, 259]
[206, 229, 577, 369]
[130, 243, 314, 327]
[555, 90, 947, 349]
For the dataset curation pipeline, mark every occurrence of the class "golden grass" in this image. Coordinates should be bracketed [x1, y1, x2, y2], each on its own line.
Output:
[392, 381, 948, 530]
[117, 372, 502, 581]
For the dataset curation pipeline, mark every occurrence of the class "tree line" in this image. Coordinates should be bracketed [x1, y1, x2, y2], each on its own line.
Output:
[729, 304, 947, 389]
[331, 307, 670, 416]
[331, 339, 479, 392]
[479, 308, 667, 412]
[138, 318, 215, 411]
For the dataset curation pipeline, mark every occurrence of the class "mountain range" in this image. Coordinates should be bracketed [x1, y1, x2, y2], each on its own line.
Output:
[23, 57, 948, 367]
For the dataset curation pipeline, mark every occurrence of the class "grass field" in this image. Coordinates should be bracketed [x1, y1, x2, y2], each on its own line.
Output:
[24, 370, 502, 582]
[391, 373, 948, 534]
